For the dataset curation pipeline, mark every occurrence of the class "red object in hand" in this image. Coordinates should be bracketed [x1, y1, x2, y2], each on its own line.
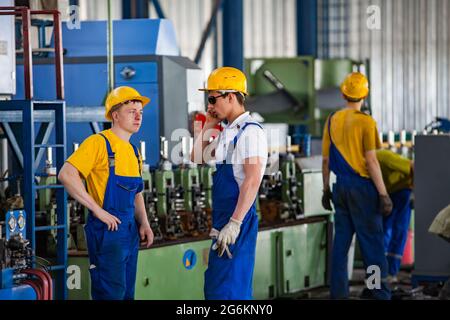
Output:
[194, 112, 223, 138]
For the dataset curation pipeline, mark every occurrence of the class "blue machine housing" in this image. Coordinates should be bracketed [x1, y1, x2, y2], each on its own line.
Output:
[14, 19, 199, 169]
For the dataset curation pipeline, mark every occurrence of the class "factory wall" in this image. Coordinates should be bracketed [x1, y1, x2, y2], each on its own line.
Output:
[72, 0, 297, 78]
[319, 0, 450, 133]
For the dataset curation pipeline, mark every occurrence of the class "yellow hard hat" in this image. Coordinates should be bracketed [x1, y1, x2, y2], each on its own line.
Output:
[199, 66, 248, 95]
[340, 72, 369, 100]
[105, 86, 150, 120]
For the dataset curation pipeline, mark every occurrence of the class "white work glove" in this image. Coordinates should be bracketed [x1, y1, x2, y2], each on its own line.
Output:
[210, 228, 232, 259]
[217, 218, 242, 248]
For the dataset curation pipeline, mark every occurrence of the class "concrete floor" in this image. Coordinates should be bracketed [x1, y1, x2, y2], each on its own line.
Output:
[291, 268, 449, 300]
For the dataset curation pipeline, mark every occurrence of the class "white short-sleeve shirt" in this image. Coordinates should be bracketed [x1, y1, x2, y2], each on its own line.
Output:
[213, 112, 268, 188]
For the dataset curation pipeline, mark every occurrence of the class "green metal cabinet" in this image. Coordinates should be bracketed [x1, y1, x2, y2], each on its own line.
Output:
[253, 229, 278, 299]
[135, 240, 210, 300]
[68, 240, 211, 300]
[278, 221, 328, 296]
[67, 222, 329, 300]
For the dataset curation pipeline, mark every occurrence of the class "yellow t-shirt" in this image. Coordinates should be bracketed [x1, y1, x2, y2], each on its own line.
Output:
[322, 109, 381, 178]
[376, 149, 412, 194]
[66, 129, 142, 207]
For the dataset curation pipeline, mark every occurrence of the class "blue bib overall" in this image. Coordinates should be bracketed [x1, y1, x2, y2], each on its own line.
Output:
[204, 122, 261, 300]
[327, 113, 391, 300]
[84, 133, 143, 300]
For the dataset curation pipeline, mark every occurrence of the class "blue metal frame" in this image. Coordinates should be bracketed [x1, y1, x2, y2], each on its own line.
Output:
[150, 0, 166, 19]
[123, 0, 149, 19]
[34, 122, 55, 170]
[0, 99, 68, 300]
[194, 0, 223, 65]
[223, 0, 243, 70]
[297, 0, 318, 57]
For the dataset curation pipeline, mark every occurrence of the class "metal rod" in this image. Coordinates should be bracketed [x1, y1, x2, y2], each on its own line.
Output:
[22, 8, 33, 100]
[107, 0, 114, 92]
[140, 141, 146, 162]
[34, 122, 55, 171]
[151, 0, 166, 19]
[53, 11, 64, 100]
[194, 0, 223, 64]
[400, 130, 407, 145]
[286, 136, 292, 153]
[388, 131, 395, 147]
[46, 147, 53, 167]
[160, 137, 167, 160]
[1, 138, 8, 191]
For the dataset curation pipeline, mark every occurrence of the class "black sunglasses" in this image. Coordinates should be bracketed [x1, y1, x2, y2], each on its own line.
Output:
[207, 93, 228, 105]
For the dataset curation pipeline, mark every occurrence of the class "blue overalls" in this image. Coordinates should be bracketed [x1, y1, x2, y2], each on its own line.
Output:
[204, 122, 261, 300]
[84, 133, 143, 300]
[327, 113, 391, 300]
[383, 188, 412, 276]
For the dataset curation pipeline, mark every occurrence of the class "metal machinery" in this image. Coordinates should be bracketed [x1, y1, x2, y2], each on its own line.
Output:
[0, 210, 56, 300]
[1, 6, 349, 299]
[244, 57, 369, 137]
[154, 136, 185, 240]
[174, 137, 209, 237]
[0, 4, 67, 299]
[412, 134, 450, 288]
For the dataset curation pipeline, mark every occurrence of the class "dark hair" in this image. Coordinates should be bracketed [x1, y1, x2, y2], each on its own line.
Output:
[343, 94, 363, 103]
[233, 92, 245, 105]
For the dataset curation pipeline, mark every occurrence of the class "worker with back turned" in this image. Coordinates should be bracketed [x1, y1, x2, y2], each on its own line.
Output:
[321, 72, 392, 299]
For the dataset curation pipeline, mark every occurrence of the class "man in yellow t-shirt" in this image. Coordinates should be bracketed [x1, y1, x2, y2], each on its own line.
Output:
[321, 72, 392, 300]
[377, 149, 413, 282]
[58, 86, 154, 300]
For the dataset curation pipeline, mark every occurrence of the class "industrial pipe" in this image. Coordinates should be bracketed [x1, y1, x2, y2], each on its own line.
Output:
[107, 0, 114, 92]
[22, 269, 49, 300]
[1, 137, 8, 192]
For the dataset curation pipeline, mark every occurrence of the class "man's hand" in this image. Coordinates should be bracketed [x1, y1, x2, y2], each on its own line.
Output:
[218, 218, 242, 248]
[205, 109, 222, 127]
[93, 208, 121, 231]
[379, 194, 393, 217]
[322, 188, 333, 211]
[139, 223, 154, 248]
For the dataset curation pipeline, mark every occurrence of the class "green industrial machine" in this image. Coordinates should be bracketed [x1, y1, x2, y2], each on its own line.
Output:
[199, 163, 214, 210]
[245, 57, 368, 137]
[37, 147, 76, 255]
[280, 136, 303, 220]
[155, 137, 185, 240]
[66, 142, 333, 300]
[67, 217, 331, 300]
[245, 56, 317, 132]
[173, 137, 208, 236]
[140, 141, 163, 241]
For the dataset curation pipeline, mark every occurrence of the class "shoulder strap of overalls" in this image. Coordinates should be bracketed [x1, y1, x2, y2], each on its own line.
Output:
[224, 122, 264, 164]
[97, 134, 140, 175]
[327, 112, 336, 144]
[98, 133, 115, 168]
[130, 143, 142, 176]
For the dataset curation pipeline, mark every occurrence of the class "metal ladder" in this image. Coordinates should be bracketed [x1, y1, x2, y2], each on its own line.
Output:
[0, 7, 67, 299]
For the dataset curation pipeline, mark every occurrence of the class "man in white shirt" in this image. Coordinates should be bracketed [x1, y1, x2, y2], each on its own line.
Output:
[191, 66, 267, 299]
